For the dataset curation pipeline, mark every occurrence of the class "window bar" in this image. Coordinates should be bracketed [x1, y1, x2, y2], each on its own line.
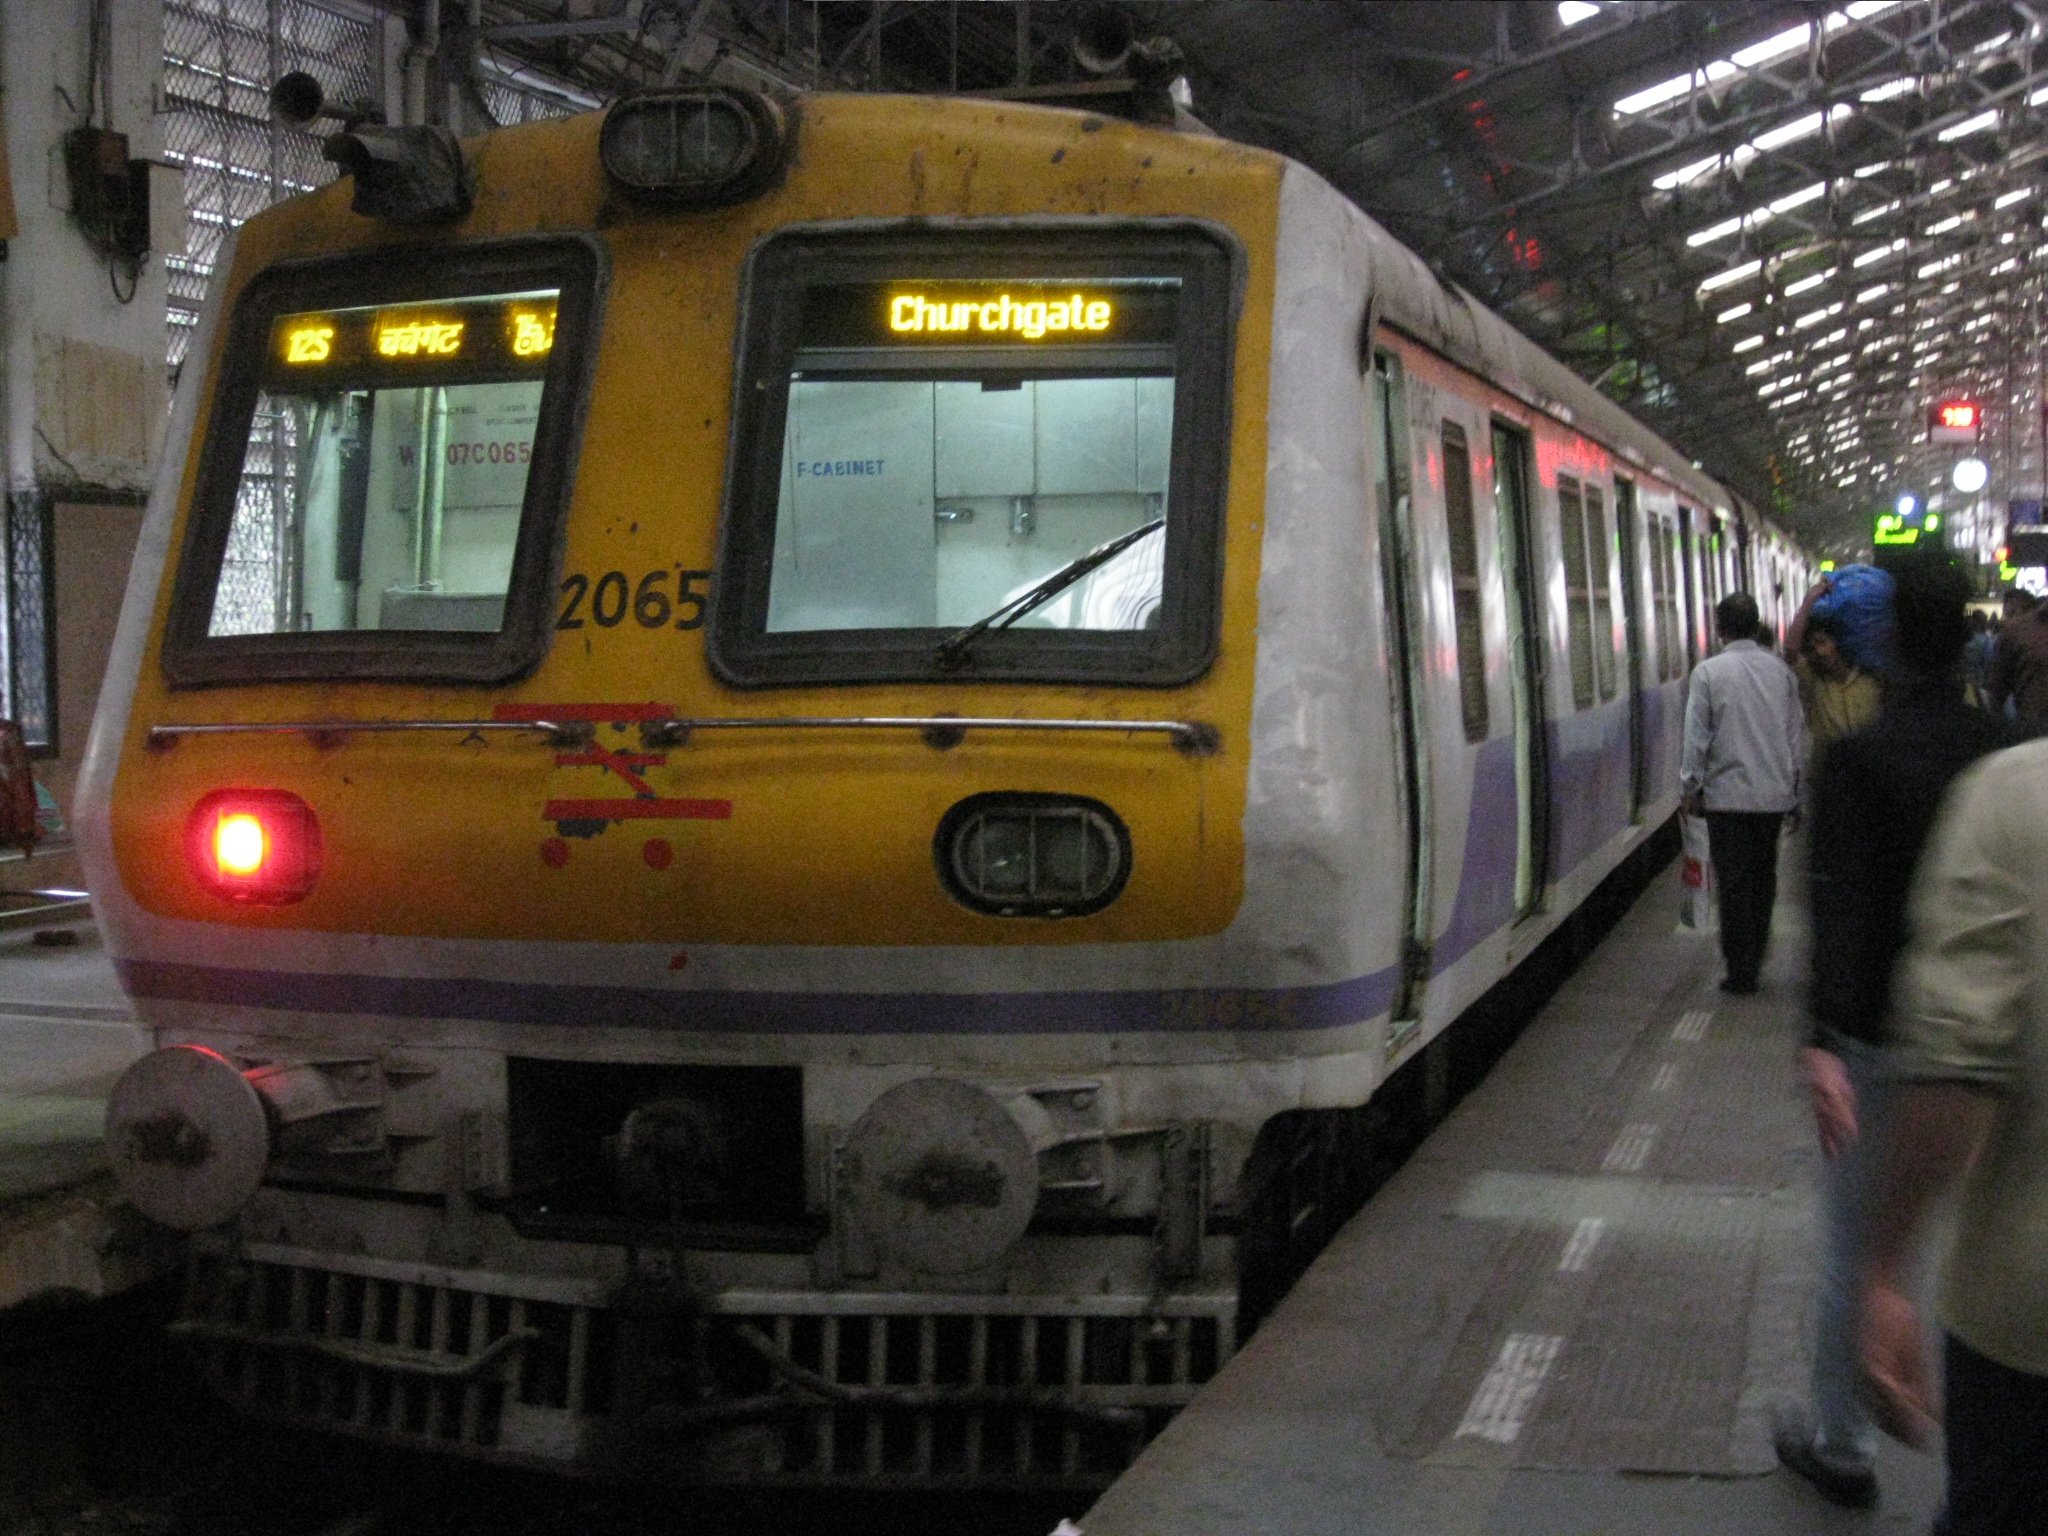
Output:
[864, 1317, 887, 1477]
[317, 1271, 345, 1420]
[767, 1316, 794, 1475]
[391, 1285, 420, 1432]
[1016, 1316, 1038, 1475]
[564, 1305, 588, 1416]
[1173, 1317, 1192, 1385]
[429, 1286, 451, 1356]
[285, 1266, 310, 1408]
[965, 1315, 988, 1476]
[355, 1281, 381, 1427]
[818, 1316, 839, 1473]
[915, 1315, 937, 1476]
[1062, 1318, 1085, 1477]
[460, 1290, 491, 1443]
[507, 1299, 535, 1411]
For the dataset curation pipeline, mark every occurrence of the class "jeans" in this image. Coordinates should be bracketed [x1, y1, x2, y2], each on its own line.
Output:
[1808, 1034, 1889, 1468]
[1705, 811, 1784, 985]
[1937, 1332, 2048, 1535]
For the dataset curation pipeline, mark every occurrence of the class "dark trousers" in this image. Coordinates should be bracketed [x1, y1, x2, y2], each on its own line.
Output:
[1705, 811, 1783, 986]
[1938, 1333, 2048, 1535]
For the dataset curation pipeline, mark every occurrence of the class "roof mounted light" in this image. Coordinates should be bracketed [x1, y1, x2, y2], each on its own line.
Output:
[600, 88, 788, 208]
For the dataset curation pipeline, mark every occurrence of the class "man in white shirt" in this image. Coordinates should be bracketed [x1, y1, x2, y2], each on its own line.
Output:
[1680, 591, 1807, 993]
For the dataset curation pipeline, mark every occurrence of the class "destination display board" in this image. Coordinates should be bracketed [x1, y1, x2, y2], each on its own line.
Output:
[797, 278, 1181, 350]
[263, 290, 560, 389]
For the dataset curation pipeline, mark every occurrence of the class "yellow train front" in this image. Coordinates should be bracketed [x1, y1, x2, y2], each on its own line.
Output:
[80, 90, 1286, 1483]
[82, 76, 1761, 1482]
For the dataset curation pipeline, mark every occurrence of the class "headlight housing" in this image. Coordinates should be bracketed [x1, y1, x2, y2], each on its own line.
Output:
[936, 793, 1131, 918]
[599, 87, 789, 208]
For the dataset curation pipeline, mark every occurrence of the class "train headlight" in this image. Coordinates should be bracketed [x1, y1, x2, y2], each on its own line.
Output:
[599, 88, 789, 208]
[936, 794, 1131, 918]
[187, 789, 323, 904]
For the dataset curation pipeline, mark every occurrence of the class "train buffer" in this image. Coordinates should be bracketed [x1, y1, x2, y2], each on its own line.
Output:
[1079, 872, 1946, 1534]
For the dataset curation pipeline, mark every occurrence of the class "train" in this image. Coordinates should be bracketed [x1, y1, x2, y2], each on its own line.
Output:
[80, 82, 1811, 1488]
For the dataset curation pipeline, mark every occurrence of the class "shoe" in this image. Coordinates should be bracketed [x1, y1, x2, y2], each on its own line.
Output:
[1774, 1418, 1878, 1509]
[1719, 977, 1759, 995]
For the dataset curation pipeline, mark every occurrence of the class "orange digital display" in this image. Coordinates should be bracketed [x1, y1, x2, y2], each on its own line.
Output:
[1937, 401, 1979, 430]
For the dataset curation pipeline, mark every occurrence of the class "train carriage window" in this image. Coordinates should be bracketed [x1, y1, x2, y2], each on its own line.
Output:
[1440, 422, 1488, 741]
[711, 225, 1240, 687]
[1651, 517, 1681, 682]
[1585, 484, 1617, 702]
[1557, 476, 1595, 710]
[164, 238, 604, 686]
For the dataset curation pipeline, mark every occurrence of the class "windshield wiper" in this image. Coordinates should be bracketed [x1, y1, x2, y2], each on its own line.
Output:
[934, 518, 1166, 671]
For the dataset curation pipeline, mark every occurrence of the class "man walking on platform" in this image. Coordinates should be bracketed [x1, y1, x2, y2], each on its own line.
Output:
[1680, 591, 1804, 994]
[1860, 735, 2048, 1533]
[1777, 557, 2012, 1510]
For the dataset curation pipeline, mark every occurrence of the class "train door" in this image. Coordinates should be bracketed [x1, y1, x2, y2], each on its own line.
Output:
[1491, 423, 1549, 919]
[1616, 478, 1647, 822]
[1370, 352, 1433, 1031]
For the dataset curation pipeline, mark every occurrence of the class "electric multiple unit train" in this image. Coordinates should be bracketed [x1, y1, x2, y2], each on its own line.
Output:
[81, 85, 1809, 1486]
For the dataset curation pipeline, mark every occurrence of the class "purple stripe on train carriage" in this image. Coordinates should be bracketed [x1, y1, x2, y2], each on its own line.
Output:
[1546, 702, 1634, 878]
[115, 957, 1403, 1035]
[1430, 732, 1520, 969]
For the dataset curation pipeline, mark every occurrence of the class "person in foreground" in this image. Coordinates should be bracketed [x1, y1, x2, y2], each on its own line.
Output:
[1776, 556, 2012, 1510]
[1679, 591, 1805, 993]
[1859, 737, 2048, 1533]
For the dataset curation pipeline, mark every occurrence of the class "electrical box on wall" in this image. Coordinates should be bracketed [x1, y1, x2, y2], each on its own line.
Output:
[61, 126, 173, 262]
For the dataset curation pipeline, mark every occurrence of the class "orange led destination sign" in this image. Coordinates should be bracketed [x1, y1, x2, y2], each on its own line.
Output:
[264, 290, 561, 385]
[798, 279, 1177, 350]
[283, 323, 334, 363]
[376, 318, 465, 357]
[889, 291, 1113, 340]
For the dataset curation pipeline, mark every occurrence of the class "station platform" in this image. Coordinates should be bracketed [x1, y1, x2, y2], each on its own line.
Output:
[0, 913, 170, 1314]
[1082, 861, 1948, 1534]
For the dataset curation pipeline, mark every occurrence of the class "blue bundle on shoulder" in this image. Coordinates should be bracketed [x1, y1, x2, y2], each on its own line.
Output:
[1811, 563, 1895, 672]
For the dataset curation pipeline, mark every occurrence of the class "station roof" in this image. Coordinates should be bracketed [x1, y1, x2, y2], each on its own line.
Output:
[469, 0, 2048, 548]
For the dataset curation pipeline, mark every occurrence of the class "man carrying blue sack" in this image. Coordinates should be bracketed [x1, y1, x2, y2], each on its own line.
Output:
[1680, 591, 1805, 994]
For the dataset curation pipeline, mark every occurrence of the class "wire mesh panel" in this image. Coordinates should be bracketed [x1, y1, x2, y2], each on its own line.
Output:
[161, 0, 381, 371]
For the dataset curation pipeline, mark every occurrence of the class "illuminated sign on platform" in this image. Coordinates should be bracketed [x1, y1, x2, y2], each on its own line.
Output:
[1930, 399, 1982, 443]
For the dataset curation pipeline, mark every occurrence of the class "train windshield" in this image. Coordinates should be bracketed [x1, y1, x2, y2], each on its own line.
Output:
[207, 291, 559, 638]
[712, 229, 1237, 688]
[163, 236, 601, 688]
[769, 281, 1177, 636]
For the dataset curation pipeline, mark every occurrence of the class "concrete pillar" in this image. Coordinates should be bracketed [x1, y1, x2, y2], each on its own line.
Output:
[0, 0, 169, 821]
[0, 0, 170, 504]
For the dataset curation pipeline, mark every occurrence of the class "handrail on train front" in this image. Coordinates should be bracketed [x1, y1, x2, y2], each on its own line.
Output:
[145, 715, 1224, 755]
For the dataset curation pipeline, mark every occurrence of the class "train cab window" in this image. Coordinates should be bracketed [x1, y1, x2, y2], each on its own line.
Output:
[1584, 484, 1617, 702]
[164, 238, 605, 686]
[1440, 422, 1488, 741]
[1557, 476, 1595, 710]
[711, 225, 1240, 687]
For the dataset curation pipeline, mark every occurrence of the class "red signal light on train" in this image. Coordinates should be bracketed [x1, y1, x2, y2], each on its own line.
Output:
[187, 789, 323, 904]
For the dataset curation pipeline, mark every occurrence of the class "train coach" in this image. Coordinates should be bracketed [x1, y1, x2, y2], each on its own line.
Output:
[80, 84, 1807, 1486]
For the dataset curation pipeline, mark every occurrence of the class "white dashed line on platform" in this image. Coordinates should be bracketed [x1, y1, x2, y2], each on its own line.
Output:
[1650, 1062, 1679, 1092]
[1454, 1333, 1564, 1444]
[1602, 1122, 1658, 1173]
[1670, 1010, 1712, 1043]
[1558, 1216, 1606, 1272]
